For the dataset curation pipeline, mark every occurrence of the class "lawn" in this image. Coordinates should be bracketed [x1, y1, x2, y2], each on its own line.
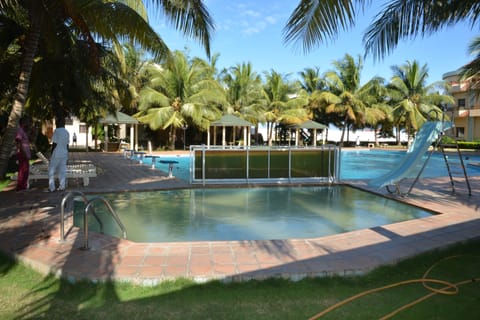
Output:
[1, 239, 479, 319]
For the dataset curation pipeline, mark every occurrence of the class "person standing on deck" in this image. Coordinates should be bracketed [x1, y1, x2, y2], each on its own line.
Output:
[15, 117, 31, 191]
[48, 116, 70, 192]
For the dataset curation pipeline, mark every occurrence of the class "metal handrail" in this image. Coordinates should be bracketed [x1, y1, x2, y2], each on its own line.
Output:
[60, 191, 103, 242]
[83, 197, 127, 250]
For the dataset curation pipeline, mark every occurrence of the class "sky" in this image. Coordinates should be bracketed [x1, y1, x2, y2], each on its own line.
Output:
[151, 0, 478, 85]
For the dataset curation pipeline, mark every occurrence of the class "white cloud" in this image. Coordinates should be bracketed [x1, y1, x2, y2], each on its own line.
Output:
[265, 15, 277, 24]
[213, 1, 283, 36]
[243, 9, 261, 18]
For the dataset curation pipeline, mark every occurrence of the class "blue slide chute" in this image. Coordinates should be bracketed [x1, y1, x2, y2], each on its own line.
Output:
[368, 121, 451, 189]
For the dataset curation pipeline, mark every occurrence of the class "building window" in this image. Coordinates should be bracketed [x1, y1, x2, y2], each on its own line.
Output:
[65, 118, 73, 125]
[79, 124, 87, 134]
[456, 127, 465, 138]
[458, 98, 466, 108]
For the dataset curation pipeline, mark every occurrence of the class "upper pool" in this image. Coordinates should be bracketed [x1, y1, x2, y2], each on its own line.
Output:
[76, 185, 432, 242]
[149, 149, 480, 181]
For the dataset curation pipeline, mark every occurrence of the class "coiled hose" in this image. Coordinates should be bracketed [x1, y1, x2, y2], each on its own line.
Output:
[308, 255, 480, 320]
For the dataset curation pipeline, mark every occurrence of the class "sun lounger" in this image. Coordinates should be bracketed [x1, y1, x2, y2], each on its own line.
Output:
[24, 152, 97, 187]
[27, 164, 97, 187]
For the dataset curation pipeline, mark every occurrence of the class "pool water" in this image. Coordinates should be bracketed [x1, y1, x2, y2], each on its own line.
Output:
[340, 149, 480, 179]
[75, 186, 432, 242]
[143, 150, 480, 182]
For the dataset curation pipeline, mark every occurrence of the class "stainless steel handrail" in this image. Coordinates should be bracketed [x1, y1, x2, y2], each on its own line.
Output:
[60, 191, 103, 242]
[83, 197, 127, 250]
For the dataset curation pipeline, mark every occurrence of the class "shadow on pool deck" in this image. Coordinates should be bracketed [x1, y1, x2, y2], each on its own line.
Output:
[0, 151, 479, 284]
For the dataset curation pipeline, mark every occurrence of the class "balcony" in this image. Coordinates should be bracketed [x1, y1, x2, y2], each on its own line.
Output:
[469, 109, 480, 117]
[450, 82, 470, 93]
[455, 109, 469, 117]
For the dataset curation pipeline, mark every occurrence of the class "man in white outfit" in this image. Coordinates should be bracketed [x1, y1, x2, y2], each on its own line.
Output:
[49, 116, 70, 192]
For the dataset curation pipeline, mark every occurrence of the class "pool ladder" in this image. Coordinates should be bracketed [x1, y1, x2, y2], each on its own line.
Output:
[60, 191, 127, 250]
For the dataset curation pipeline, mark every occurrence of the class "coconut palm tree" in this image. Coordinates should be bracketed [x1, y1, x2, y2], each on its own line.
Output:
[262, 70, 309, 146]
[388, 60, 454, 144]
[0, 0, 214, 178]
[310, 54, 363, 145]
[220, 62, 266, 143]
[283, 0, 480, 59]
[221, 62, 265, 120]
[136, 51, 225, 149]
[357, 77, 392, 146]
[298, 66, 326, 94]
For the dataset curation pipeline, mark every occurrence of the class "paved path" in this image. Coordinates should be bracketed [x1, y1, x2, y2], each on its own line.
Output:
[0, 151, 479, 285]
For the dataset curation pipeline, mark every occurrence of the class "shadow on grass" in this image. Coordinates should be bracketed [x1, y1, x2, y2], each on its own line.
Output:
[2, 240, 480, 320]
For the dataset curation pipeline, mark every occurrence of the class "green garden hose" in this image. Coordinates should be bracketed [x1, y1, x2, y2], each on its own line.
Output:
[308, 255, 480, 320]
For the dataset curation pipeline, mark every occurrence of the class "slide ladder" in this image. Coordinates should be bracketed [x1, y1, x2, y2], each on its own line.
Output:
[438, 140, 472, 196]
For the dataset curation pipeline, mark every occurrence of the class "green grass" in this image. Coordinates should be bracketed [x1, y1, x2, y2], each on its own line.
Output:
[1, 240, 480, 319]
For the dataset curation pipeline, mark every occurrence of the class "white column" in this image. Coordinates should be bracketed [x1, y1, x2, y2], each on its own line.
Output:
[130, 125, 134, 150]
[313, 129, 317, 147]
[104, 124, 108, 151]
[222, 126, 226, 148]
[134, 124, 138, 151]
[243, 126, 247, 147]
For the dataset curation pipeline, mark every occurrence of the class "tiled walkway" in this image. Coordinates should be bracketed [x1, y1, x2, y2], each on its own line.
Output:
[1, 151, 479, 285]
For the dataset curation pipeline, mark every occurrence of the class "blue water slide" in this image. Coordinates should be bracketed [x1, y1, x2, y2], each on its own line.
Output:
[368, 121, 451, 189]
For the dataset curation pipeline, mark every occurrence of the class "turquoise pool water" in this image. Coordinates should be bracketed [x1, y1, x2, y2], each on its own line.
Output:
[141, 150, 480, 181]
[340, 149, 480, 179]
[76, 185, 432, 242]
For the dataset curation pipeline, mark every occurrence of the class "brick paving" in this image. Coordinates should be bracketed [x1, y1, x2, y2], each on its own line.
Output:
[0, 151, 479, 285]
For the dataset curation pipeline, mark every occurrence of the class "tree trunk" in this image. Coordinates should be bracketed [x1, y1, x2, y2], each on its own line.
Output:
[397, 125, 402, 146]
[0, 13, 41, 178]
[396, 124, 401, 146]
[267, 122, 273, 146]
[339, 115, 349, 147]
[169, 125, 176, 150]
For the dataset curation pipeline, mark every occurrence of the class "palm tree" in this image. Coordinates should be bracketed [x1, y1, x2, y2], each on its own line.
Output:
[136, 51, 225, 149]
[0, 0, 214, 178]
[221, 62, 265, 119]
[298, 67, 326, 94]
[262, 70, 309, 146]
[220, 62, 266, 143]
[283, 0, 480, 59]
[357, 77, 392, 146]
[310, 54, 375, 146]
[388, 60, 454, 144]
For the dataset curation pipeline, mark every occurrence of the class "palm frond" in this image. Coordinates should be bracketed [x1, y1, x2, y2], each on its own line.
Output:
[283, 0, 365, 53]
[147, 0, 214, 57]
[364, 0, 480, 60]
[79, 1, 170, 59]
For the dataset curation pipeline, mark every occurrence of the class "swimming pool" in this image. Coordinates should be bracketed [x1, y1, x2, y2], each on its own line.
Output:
[141, 149, 480, 182]
[75, 185, 432, 242]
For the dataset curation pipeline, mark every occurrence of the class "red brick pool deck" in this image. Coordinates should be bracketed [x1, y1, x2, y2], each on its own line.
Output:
[1, 151, 479, 285]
